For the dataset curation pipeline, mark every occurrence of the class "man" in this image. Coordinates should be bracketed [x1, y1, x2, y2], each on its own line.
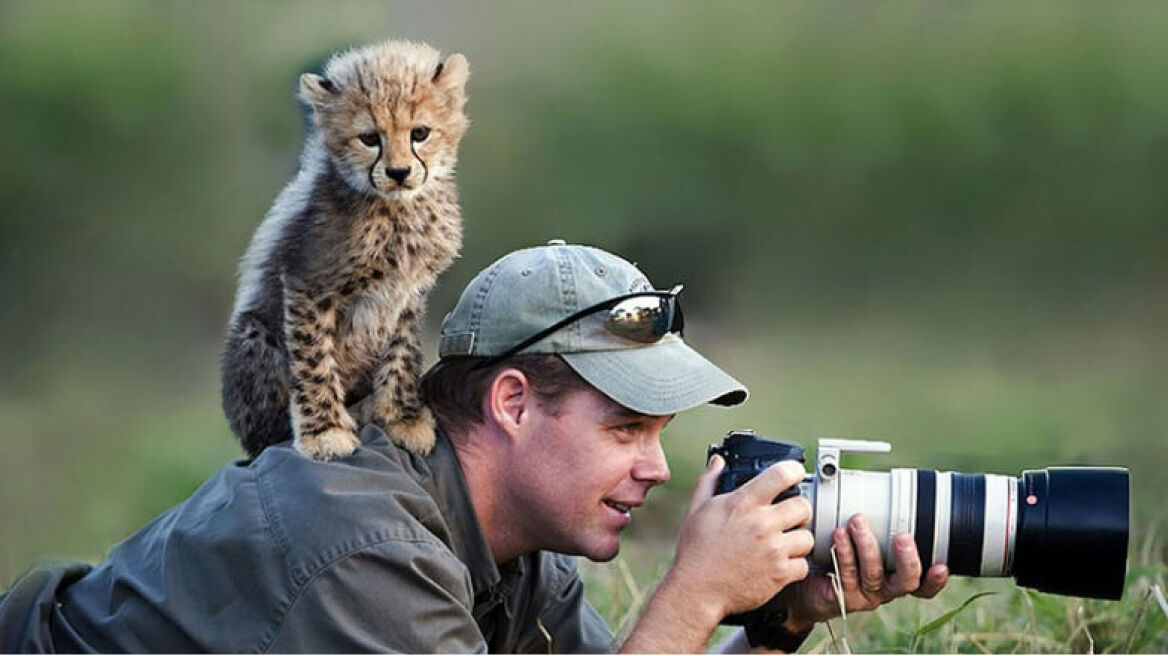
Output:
[0, 241, 947, 652]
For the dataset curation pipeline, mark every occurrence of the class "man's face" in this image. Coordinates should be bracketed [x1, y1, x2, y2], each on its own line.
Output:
[506, 386, 673, 562]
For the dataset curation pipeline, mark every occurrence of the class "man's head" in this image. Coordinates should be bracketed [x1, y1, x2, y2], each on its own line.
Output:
[428, 240, 746, 421]
[421, 241, 747, 561]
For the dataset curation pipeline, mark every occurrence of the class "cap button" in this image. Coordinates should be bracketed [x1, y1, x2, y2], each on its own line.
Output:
[546, 239, 567, 246]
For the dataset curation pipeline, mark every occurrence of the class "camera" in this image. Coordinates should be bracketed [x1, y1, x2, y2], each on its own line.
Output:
[708, 430, 1130, 600]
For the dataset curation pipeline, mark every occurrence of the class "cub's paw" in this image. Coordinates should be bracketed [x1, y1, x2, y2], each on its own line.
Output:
[296, 427, 360, 461]
[385, 407, 437, 456]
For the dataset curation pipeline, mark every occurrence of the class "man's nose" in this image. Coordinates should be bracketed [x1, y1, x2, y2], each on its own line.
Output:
[385, 166, 411, 184]
[633, 436, 671, 485]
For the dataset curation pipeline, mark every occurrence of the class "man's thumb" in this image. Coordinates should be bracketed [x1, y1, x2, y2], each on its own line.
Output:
[686, 454, 725, 517]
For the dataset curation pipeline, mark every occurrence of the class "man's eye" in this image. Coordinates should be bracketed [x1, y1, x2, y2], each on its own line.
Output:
[410, 126, 431, 143]
[613, 423, 641, 439]
[357, 133, 380, 147]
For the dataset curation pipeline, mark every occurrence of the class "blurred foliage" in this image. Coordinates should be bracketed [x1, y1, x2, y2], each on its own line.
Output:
[1, 2, 1166, 649]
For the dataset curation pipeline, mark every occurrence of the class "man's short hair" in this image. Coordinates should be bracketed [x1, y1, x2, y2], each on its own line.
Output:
[421, 354, 594, 438]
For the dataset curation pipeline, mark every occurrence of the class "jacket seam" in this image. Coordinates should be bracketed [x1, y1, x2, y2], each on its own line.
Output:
[255, 468, 292, 557]
[543, 553, 574, 603]
[530, 554, 573, 636]
[255, 534, 458, 654]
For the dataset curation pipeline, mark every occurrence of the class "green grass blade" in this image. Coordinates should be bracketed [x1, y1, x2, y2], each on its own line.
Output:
[913, 592, 997, 641]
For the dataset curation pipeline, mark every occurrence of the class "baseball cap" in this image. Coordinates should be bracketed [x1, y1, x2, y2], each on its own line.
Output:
[437, 240, 747, 415]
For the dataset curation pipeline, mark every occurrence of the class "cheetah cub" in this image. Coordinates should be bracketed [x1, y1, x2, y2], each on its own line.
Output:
[221, 40, 468, 460]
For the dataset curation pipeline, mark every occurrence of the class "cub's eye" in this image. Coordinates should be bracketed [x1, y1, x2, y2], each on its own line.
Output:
[410, 126, 431, 143]
[357, 132, 380, 147]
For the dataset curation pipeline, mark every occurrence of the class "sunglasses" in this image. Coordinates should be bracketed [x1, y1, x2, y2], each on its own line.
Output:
[474, 285, 686, 370]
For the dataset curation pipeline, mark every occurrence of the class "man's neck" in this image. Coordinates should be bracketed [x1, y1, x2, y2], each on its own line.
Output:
[449, 426, 531, 565]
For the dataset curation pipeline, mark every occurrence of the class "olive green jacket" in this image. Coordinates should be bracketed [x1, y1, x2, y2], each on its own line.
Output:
[0, 426, 614, 653]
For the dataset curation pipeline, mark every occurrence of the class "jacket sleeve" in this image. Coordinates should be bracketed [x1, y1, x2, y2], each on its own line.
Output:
[0, 561, 94, 653]
[262, 538, 487, 654]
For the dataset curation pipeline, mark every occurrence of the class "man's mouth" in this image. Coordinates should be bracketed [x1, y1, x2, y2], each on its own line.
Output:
[603, 500, 638, 516]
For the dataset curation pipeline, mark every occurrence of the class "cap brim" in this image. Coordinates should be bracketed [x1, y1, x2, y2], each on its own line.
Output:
[560, 339, 748, 416]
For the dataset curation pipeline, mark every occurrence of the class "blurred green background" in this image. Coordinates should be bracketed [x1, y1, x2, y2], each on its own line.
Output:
[1, 0, 1165, 633]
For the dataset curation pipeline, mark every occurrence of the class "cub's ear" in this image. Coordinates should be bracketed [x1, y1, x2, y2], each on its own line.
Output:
[432, 53, 470, 95]
[299, 73, 339, 107]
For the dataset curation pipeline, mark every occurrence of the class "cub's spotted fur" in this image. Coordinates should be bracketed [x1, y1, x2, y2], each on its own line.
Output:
[221, 40, 468, 460]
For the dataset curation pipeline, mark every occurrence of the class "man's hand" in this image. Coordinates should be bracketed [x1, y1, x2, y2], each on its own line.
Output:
[621, 456, 814, 653]
[672, 455, 815, 619]
[780, 514, 950, 632]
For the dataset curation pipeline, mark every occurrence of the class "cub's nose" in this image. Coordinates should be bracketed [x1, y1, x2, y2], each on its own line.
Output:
[385, 167, 411, 184]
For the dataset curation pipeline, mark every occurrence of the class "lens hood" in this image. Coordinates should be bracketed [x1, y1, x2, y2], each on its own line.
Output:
[1014, 467, 1129, 600]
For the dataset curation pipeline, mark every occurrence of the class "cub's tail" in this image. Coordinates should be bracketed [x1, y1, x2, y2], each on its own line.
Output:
[220, 312, 292, 458]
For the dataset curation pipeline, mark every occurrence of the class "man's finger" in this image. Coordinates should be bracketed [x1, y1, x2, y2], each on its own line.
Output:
[685, 454, 725, 518]
[784, 555, 811, 583]
[737, 460, 806, 506]
[849, 514, 885, 596]
[886, 533, 922, 596]
[784, 528, 816, 559]
[832, 526, 860, 592]
[771, 495, 814, 531]
[914, 564, 949, 599]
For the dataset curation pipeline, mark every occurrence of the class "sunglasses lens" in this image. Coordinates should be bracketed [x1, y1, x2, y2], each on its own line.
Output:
[604, 295, 676, 343]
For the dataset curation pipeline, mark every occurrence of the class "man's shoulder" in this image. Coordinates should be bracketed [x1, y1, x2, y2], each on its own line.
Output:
[250, 431, 454, 570]
[46, 430, 470, 653]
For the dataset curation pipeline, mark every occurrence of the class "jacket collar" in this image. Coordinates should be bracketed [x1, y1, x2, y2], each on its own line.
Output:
[418, 428, 502, 598]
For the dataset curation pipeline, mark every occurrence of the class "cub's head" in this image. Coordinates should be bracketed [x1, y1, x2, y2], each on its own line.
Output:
[300, 40, 470, 200]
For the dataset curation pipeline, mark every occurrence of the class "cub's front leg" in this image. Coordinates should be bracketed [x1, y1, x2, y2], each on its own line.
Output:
[369, 298, 437, 455]
[284, 278, 359, 460]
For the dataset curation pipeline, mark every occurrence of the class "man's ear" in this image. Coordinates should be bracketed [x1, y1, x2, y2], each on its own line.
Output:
[299, 73, 339, 108]
[484, 368, 531, 439]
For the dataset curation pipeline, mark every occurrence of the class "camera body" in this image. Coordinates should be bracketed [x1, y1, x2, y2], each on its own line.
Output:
[708, 430, 807, 501]
[708, 430, 1130, 601]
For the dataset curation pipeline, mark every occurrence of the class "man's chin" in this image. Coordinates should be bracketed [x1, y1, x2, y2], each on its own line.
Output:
[582, 538, 621, 563]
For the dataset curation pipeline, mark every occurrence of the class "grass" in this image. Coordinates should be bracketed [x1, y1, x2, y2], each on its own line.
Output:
[581, 546, 1168, 653]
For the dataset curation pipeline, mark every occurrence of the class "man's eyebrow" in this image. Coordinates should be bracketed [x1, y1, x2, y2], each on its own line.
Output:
[604, 405, 675, 424]
[604, 407, 644, 421]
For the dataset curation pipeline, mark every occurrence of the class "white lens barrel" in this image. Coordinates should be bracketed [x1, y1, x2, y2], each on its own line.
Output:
[812, 467, 1020, 577]
[979, 474, 1017, 576]
[812, 469, 890, 565]
[933, 471, 951, 566]
[887, 469, 916, 570]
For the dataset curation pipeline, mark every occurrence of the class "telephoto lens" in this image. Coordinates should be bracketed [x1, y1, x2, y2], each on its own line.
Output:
[708, 431, 1130, 600]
